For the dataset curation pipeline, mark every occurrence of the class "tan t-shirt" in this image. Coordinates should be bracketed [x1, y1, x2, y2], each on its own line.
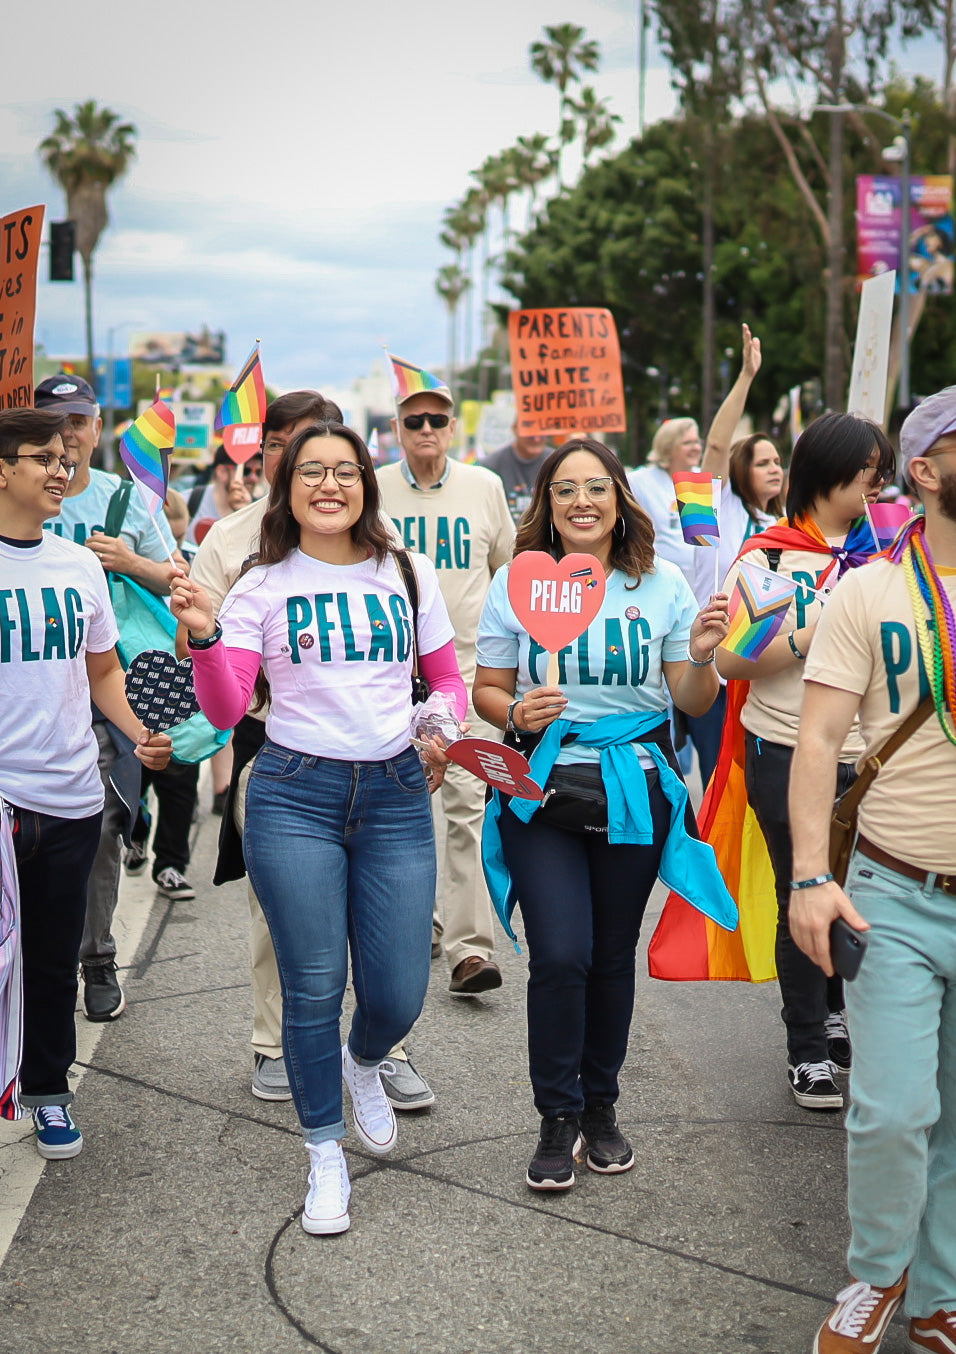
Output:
[376, 459, 515, 682]
[722, 545, 864, 758]
[805, 557, 956, 872]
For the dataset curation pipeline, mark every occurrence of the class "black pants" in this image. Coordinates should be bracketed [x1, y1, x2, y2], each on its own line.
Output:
[12, 805, 102, 1104]
[133, 761, 200, 879]
[743, 732, 854, 1065]
[499, 781, 668, 1117]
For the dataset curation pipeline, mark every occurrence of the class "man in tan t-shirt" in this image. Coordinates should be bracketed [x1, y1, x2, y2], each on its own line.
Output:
[378, 382, 514, 994]
[789, 387, 956, 1354]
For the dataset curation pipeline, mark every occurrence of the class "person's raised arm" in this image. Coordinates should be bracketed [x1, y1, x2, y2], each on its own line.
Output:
[700, 323, 761, 483]
[787, 679, 869, 975]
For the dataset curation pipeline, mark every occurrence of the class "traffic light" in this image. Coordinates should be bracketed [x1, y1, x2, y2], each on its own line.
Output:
[50, 221, 75, 282]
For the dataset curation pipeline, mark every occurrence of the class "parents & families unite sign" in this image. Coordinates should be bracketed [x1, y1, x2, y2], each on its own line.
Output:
[508, 307, 626, 438]
[0, 205, 44, 411]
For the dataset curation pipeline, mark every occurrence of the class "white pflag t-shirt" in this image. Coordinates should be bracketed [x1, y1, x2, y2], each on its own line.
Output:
[0, 535, 119, 816]
[218, 548, 454, 761]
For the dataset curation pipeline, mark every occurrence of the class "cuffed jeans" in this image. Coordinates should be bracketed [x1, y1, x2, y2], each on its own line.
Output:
[744, 732, 854, 1064]
[499, 782, 668, 1117]
[12, 804, 102, 1105]
[243, 742, 435, 1145]
[844, 851, 956, 1318]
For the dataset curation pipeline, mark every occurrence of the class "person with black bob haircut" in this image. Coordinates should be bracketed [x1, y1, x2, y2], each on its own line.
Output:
[474, 436, 732, 1191]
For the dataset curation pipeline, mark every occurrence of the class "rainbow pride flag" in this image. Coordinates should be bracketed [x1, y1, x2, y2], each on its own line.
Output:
[119, 399, 175, 517]
[387, 351, 447, 403]
[672, 470, 719, 546]
[722, 560, 798, 661]
[216, 344, 267, 431]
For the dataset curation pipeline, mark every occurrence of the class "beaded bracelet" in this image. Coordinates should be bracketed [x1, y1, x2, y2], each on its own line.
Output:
[686, 648, 715, 667]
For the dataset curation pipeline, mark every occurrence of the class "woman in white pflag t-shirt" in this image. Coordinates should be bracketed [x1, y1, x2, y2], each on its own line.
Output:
[171, 422, 466, 1237]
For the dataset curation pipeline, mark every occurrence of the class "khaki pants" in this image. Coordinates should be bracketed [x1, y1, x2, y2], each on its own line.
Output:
[234, 762, 283, 1059]
[435, 701, 497, 971]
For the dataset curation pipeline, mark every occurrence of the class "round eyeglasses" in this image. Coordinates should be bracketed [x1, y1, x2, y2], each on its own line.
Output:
[295, 461, 364, 488]
[548, 477, 614, 504]
[8, 452, 78, 480]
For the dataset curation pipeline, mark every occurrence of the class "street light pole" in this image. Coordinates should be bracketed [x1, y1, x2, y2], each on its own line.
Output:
[814, 103, 912, 412]
[103, 320, 144, 471]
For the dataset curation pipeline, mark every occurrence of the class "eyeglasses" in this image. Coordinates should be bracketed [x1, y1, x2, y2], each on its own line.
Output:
[402, 413, 450, 431]
[295, 461, 363, 488]
[548, 477, 614, 504]
[8, 452, 77, 479]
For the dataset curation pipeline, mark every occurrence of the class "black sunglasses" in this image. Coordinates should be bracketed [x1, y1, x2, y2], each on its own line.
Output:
[403, 413, 450, 431]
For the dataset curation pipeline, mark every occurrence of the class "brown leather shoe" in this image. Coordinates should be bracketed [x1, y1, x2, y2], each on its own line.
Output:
[449, 956, 502, 995]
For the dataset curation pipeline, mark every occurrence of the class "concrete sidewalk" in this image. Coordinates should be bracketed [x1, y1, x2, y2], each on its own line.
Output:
[0, 805, 908, 1354]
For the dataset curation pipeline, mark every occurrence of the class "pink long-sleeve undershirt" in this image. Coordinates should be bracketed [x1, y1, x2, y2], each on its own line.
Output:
[189, 636, 467, 731]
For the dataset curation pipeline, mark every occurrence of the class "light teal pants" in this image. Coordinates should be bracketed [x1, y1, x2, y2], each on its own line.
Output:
[844, 850, 956, 1317]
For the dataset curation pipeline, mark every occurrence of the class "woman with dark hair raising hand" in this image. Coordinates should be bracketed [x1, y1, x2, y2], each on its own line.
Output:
[171, 422, 465, 1236]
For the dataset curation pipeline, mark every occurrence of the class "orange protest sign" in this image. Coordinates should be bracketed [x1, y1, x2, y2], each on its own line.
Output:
[508, 306, 626, 438]
[0, 205, 45, 410]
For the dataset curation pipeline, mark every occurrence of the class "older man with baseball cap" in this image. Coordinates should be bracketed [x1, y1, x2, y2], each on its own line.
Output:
[788, 388, 956, 1353]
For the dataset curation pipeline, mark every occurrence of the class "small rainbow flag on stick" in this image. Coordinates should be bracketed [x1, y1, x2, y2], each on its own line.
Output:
[216, 344, 267, 431]
[387, 351, 448, 404]
[672, 470, 720, 546]
[119, 399, 175, 519]
[722, 561, 798, 661]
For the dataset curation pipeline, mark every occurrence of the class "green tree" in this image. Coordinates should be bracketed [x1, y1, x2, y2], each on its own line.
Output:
[39, 100, 137, 379]
[567, 86, 622, 166]
[529, 23, 600, 186]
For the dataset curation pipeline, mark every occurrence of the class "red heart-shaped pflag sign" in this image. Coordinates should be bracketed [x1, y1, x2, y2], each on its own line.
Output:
[445, 738, 543, 800]
[222, 423, 262, 465]
[507, 551, 606, 654]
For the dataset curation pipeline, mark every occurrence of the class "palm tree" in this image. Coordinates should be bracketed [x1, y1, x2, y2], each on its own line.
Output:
[512, 133, 558, 226]
[435, 263, 471, 398]
[442, 197, 485, 367]
[529, 23, 600, 186]
[39, 100, 137, 379]
[569, 87, 622, 166]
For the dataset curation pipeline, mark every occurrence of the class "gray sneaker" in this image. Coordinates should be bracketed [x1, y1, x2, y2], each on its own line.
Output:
[252, 1053, 292, 1102]
[379, 1051, 435, 1110]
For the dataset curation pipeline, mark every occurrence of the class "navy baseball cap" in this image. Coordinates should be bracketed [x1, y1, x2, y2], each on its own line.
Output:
[34, 374, 98, 416]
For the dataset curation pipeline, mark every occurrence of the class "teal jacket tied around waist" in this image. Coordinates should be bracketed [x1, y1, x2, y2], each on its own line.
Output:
[481, 710, 737, 947]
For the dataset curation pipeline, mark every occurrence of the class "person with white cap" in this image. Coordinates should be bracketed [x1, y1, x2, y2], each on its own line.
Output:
[378, 379, 514, 997]
[788, 386, 956, 1353]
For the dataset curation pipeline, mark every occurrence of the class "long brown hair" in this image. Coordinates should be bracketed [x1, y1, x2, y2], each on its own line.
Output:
[515, 438, 656, 585]
[729, 433, 784, 520]
[258, 422, 392, 566]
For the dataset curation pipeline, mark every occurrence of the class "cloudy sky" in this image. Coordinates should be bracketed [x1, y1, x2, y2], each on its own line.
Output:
[1, 0, 941, 395]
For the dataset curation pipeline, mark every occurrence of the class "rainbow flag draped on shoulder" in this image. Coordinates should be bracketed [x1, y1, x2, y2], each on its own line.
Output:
[648, 513, 877, 983]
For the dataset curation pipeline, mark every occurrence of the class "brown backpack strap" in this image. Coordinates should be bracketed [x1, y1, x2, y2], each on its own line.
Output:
[832, 696, 935, 827]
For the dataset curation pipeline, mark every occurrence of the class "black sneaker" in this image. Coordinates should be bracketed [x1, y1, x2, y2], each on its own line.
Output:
[825, 1011, 852, 1073]
[580, 1102, 635, 1174]
[82, 961, 126, 1022]
[787, 1060, 843, 1110]
[526, 1115, 582, 1191]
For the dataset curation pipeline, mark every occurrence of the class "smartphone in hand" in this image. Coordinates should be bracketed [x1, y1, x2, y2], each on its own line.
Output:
[830, 916, 867, 981]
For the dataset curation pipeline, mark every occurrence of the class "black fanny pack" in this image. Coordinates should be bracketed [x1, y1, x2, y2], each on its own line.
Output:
[536, 762, 659, 834]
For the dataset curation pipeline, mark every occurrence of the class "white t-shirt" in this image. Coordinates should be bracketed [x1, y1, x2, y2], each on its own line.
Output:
[0, 534, 119, 816]
[218, 548, 455, 760]
[44, 467, 176, 559]
[477, 558, 698, 767]
[627, 464, 696, 587]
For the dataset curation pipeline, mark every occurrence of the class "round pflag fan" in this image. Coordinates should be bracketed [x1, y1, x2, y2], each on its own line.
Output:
[125, 650, 202, 731]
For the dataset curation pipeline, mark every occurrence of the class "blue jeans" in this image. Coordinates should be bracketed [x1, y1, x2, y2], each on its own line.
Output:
[243, 742, 435, 1145]
[844, 850, 956, 1318]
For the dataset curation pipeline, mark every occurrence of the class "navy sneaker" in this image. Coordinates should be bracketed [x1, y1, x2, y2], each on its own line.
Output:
[32, 1105, 83, 1159]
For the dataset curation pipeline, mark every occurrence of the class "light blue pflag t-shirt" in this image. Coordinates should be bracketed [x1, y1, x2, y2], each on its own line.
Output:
[43, 468, 176, 560]
[476, 558, 737, 944]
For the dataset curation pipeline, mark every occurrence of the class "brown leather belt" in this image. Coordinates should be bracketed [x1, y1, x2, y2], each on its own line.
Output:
[857, 836, 956, 897]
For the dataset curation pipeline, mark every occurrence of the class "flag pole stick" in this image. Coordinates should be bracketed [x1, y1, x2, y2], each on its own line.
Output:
[149, 511, 178, 568]
[713, 476, 722, 596]
[861, 493, 879, 552]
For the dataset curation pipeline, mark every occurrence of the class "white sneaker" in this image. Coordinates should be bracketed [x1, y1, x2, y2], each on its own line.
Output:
[302, 1140, 350, 1235]
[342, 1044, 397, 1155]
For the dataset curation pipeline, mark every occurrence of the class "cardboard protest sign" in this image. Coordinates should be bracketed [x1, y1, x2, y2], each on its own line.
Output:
[508, 552, 606, 654]
[508, 307, 626, 438]
[0, 205, 45, 410]
[445, 738, 543, 800]
[222, 423, 262, 464]
[847, 270, 895, 423]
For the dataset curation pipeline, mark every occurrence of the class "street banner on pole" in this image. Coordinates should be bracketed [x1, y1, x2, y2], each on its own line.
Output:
[857, 175, 954, 294]
[0, 205, 45, 410]
[508, 307, 626, 438]
[847, 270, 896, 423]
